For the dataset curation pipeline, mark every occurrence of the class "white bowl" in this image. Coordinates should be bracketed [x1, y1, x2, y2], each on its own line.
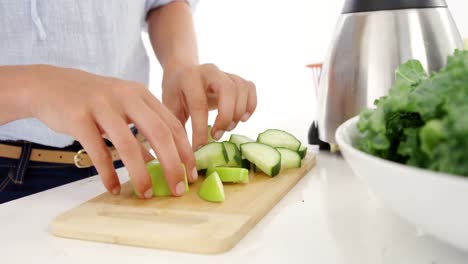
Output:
[336, 116, 468, 251]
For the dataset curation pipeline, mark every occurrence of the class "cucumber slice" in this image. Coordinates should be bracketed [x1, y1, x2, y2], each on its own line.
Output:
[276, 148, 301, 169]
[133, 160, 188, 197]
[195, 142, 229, 170]
[298, 145, 307, 159]
[223, 141, 242, 167]
[229, 134, 254, 149]
[206, 167, 249, 183]
[240, 142, 281, 177]
[198, 172, 225, 202]
[257, 129, 301, 151]
[207, 125, 215, 143]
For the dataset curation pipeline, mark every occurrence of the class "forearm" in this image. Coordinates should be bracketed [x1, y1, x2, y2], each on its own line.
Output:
[147, 1, 199, 72]
[0, 65, 38, 125]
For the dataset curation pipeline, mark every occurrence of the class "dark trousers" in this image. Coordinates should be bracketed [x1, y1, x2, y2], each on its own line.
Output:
[0, 140, 124, 204]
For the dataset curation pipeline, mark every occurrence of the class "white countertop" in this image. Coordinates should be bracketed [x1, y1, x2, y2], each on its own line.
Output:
[2, 151, 468, 264]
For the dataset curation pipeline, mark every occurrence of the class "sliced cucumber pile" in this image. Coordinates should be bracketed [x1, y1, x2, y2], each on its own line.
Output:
[241, 142, 281, 177]
[276, 148, 301, 169]
[195, 142, 228, 170]
[133, 126, 308, 203]
[257, 129, 301, 151]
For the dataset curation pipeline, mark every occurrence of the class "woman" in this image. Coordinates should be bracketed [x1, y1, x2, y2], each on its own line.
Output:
[0, 0, 256, 203]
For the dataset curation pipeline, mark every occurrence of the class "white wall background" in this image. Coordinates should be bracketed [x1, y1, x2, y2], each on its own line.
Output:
[144, 0, 468, 143]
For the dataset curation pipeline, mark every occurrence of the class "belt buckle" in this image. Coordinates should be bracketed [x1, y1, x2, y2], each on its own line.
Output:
[74, 149, 91, 168]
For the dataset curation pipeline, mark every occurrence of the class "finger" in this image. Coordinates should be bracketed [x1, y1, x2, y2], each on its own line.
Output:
[74, 118, 120, 195]
[176, 73, 209, 150]
[162, 91, 189, 126]
[244, 80, 257, 122]
[125, 100, 188, 195]
[97, 113, 153, 199]
[227, 73, 249, 129]
[202, 64, 237, 139]
[141, 90, 198, 183]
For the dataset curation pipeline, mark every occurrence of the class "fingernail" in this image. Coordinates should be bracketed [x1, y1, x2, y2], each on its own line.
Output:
[176, 181, 186, 196]
[111, 186, 121, 195]
[192, 167, 198, 181]
[227, 122, 236, 131]
[214, 130, 225, 140]
[143, 188, 153, 199]
[241, 113, 251, 122]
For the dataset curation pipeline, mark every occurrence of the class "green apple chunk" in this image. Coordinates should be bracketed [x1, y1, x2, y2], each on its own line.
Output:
[198, 172, 225, 203]
[133, 160, 189, 197]
[206, 167, 249, 183]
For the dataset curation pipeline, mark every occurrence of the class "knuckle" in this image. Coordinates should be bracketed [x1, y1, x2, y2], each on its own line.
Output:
[203, 63, 218, 71]
[168, 118, 184, 133]
[131, 82, 148, 94]
[116, 138, 139, 157]
[190, 102, 208, 113]
[217, 111, 233, 125]
[72, 109, 91, 124]
[234, 110, 244, 122]
[152, 123, 173, 143]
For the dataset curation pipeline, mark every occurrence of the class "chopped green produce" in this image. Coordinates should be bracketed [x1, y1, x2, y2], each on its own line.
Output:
[241, 142, 281, 177]
[206, 167, 249, 183]
[276, 148, 302, 169]
[257, 129, 301, 151]
[195, 142, 228, 170]
[207, 125, 215, 143]
[229, 134, 254, 149]
[298, 145, 307, 159]
[357, 49, 468, 176]
[222, 141, 242, 167]
[133, 160, 188, 197]
[198, 172, 225, 202]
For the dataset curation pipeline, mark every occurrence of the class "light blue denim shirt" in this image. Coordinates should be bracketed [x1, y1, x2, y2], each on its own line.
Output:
[0, 0, 196, 147]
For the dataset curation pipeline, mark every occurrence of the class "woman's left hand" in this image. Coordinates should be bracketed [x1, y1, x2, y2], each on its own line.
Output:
[162, 63, 257, 150]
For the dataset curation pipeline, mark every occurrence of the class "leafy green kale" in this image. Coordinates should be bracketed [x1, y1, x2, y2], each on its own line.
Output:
[357, 49, 468, 176]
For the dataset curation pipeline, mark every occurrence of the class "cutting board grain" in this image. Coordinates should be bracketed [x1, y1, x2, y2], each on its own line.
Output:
[51, 153, 316, 254]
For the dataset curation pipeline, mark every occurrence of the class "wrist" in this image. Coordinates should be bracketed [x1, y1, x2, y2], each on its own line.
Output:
[163, 57, 198, 75]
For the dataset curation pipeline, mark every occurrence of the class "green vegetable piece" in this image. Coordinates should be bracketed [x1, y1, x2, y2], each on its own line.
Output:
[198, 172, 225, 203]
[229, 134, 254, 149]
[195, 142, 229, 170]
[206, 167, 249, 183]
[257, 129, 301, 151]
[222, 141, 242, 167]
[298, 145, 307, 159]
[420, 119, 445, 158]
[133, 160, 188, 197]
[241, 142, 281, 177]
[276, 148, 302, 169]
[357, 49, 468, 176]
[207, 125, 215, 143]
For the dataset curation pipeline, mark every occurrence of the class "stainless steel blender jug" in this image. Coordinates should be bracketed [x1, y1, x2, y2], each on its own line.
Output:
[309, 0, 463, 149]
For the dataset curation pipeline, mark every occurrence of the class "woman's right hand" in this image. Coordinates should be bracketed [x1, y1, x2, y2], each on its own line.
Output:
[22, 64, 197, 198]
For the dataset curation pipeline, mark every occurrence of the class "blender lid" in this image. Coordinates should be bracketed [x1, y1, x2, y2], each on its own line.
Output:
[342, 0, 447, 13]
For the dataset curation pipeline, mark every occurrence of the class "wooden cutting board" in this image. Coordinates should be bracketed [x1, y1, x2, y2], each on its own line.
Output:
[51, 153, 316, 254]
